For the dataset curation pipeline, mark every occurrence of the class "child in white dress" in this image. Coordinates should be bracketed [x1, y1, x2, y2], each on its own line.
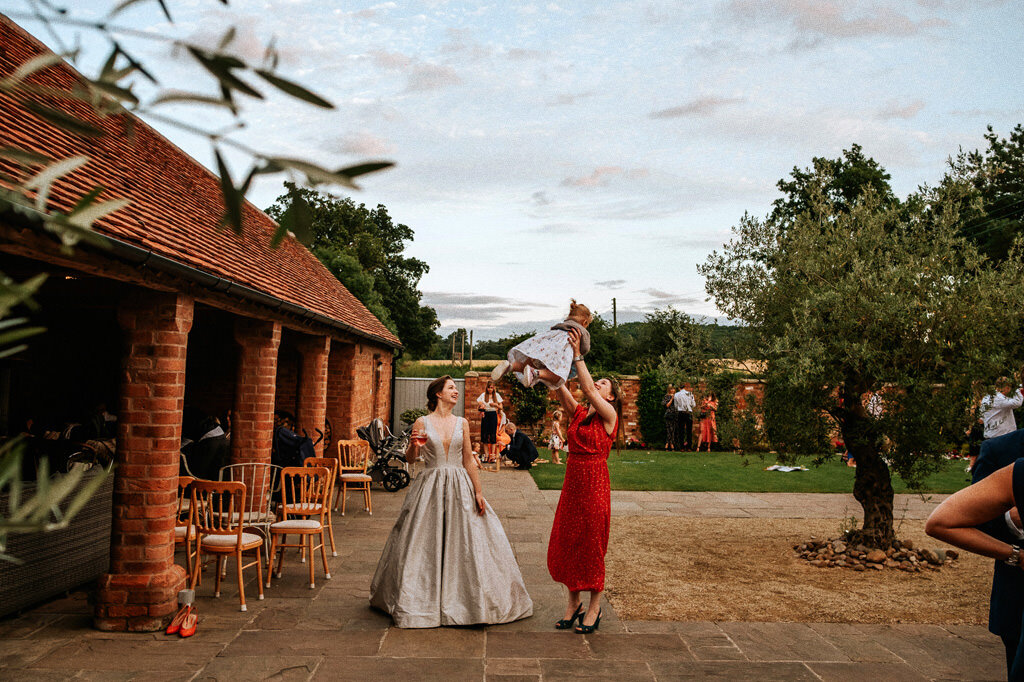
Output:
[492, 300, 593, 389]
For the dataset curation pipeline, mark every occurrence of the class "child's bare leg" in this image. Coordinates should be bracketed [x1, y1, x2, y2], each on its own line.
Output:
[510, 360, 526, 373]
[537, 368, 562, 386]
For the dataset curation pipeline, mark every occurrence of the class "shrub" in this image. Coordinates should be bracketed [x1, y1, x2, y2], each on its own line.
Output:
[399, 408, 428, 428]
[500, 376, 551, 437]
[637, 370, 668, 445]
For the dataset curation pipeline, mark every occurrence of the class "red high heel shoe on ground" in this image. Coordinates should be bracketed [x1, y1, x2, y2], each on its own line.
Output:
[179, 606, 198, 638]
[165, 605, 191, 635]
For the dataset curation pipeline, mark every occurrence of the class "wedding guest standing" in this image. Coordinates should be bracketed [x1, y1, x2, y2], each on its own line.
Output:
[476, 381, 503, 462]
[547, 328, 620, 634]
[673, 383, 695, 451]
[697, 392, 718, 452]
[663, 384, 676, 451]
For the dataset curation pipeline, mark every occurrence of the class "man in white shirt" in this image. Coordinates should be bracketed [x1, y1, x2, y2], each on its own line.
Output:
[981, 375, 1024, 439]
[673, 384, 696, 451]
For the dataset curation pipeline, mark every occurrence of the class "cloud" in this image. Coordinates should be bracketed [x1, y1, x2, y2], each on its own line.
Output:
[638, 288, 705, 307]
[521, 223, 581, 234]
[561, 166, 649, 189]
[370, 49, 414, 70]
[422, 292, 559, 324]
[335, 131, 394, 155]
[562, 166, 624, 188]
[876, 99, 925, 120]
[725, 0, 948, 39]
[546, 91, 595, 107]
[369, 49, 461, 92]
[649, 96, 745, 119]
[406, 63, 462, 91]
[531, 191, 552, 205]
[595, 279, 626, 289]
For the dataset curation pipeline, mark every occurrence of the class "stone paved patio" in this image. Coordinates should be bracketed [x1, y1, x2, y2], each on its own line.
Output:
[0, 468, 1005, 680]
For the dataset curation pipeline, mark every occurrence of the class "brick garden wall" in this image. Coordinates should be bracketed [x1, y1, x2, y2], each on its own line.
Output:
[463, 372, 642, 446]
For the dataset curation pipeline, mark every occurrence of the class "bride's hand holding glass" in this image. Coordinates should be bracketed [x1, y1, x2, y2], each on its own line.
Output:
[411, 427, 427, 448]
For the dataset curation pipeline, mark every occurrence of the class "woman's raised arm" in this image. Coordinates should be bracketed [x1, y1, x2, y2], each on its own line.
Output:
[567, 328, 616, 432]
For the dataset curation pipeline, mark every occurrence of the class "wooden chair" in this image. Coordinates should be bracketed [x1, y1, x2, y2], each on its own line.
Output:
[303, 457, 338, 556]
[218, 462, 281, 551]
[336, 439, 372, 516]
[189, 480, 264, 611]
[267, 467, 331, 589]
[174, 476, 195, 582]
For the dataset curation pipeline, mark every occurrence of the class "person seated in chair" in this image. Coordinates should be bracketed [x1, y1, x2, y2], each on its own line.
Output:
[503, 422, 539, 470]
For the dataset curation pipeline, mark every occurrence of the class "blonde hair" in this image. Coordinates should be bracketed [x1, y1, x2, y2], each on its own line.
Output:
[568, 298, 593, 326]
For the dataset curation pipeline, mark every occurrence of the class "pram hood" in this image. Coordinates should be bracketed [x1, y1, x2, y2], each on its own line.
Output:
[356, 418, 389, 453]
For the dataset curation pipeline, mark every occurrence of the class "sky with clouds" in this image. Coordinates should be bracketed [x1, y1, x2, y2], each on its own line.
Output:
[11, 0, 1024, 339]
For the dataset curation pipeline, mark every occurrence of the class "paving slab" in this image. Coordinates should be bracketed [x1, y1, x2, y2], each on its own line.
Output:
[0, 467, 1003, 681]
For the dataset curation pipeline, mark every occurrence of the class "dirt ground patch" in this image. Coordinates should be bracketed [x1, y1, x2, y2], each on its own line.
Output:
[606, 517, 991, 624]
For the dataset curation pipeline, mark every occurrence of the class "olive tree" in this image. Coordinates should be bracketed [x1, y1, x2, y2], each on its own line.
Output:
[701, 159, 1024, 547]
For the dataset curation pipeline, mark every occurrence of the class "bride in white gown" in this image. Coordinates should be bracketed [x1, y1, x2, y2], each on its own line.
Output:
[369, 375, 533, 628]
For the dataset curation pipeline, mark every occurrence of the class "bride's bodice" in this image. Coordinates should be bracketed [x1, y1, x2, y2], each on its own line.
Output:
[421, 416, 463, 468]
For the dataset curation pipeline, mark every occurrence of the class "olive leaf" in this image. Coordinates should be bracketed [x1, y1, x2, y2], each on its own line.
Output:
[215, 149, 244, 234]
[23, 102, 105, 138]
[23, 155, 89, 211]
[254, 70, 333, 109]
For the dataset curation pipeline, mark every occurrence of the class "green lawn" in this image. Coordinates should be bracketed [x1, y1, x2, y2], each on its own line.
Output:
[528, 449, 972, 494]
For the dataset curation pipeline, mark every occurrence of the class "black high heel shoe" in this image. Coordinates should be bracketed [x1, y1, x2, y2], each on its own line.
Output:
[554, 603, 584, 630]
[574, 609, 602, 634]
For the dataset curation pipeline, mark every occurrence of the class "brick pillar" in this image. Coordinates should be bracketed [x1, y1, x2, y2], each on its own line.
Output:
[327, 341, 356, 439]
[296, 335, 329, 456]
[95, 292, 193, 632]
[232, 318, 281, 466]
[464, 372, 486, 444]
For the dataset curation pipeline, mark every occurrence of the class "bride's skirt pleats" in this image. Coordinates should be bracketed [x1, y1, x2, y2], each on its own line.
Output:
[370, 466, 533, 628]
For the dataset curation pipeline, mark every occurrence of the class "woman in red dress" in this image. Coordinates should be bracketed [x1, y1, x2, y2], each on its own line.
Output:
[697, 392, 718, 452]
[547, 328, 621, 634]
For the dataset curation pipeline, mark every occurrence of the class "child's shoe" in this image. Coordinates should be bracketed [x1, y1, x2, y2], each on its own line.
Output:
[491, 360, 510, 382]
[522, 365, 537, 386]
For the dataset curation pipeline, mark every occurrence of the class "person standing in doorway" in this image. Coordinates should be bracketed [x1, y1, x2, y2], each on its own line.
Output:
[673, 383, 695, 451]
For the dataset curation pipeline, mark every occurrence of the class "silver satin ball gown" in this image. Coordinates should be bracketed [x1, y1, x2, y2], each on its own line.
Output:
[369, 415, 533, 628]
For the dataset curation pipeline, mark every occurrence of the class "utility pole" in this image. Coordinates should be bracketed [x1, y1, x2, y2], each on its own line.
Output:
[460, 329, 466, 367]
[469, 330, 474, 367]
[612, 297, 617, 334]
[451, 333, 456, 364]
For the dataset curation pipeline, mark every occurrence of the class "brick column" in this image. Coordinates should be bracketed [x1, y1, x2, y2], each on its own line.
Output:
[95, 292, 193, 632]
[296, 335, 329, 456]
[326, 341, 356, 440]
[231, 318, 281, 466]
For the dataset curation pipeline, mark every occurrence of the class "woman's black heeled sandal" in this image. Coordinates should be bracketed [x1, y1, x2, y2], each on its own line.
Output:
[574, 609, 601, 634]
[554, 603, 584, 630]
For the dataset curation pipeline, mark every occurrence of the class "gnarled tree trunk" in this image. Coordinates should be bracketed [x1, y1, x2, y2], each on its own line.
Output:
[841, 408, 895, 548]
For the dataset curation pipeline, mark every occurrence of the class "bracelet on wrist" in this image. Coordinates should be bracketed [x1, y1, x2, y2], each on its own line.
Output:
[573, 355, 584, 362]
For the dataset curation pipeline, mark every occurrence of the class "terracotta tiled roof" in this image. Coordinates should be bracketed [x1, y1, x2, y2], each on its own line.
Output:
[0, 15, 401, 348]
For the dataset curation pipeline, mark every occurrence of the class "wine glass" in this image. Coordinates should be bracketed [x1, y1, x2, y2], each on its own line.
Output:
[411, 429, 427, 447]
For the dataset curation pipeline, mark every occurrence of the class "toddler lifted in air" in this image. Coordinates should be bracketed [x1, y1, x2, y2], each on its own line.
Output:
[491, 299, 593, 389]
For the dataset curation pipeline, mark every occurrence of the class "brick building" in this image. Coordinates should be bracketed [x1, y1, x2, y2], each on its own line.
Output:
[0, 16, 400, 631]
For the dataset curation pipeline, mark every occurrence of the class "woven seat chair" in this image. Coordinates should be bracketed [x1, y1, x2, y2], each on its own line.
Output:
[303, 457, 338, 556]
[267, 467, 331, 589]
[189, 479, 264, 611]
[336, 439, 373, 516]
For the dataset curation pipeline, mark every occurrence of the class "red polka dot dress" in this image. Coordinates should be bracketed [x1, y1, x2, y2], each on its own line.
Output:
[547, 404, 616, 593]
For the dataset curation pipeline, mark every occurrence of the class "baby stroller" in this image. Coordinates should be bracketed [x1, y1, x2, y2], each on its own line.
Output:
[356, 418, 411, 492]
